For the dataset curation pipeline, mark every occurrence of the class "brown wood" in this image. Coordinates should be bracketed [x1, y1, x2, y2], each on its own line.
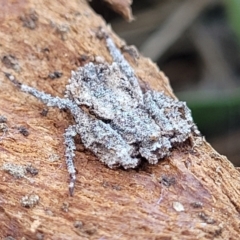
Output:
[0, 0, 240, 239]
[104, 0, 133, 21]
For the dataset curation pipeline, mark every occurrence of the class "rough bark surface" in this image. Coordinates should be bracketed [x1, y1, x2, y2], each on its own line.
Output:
[0, 0, 240, 239]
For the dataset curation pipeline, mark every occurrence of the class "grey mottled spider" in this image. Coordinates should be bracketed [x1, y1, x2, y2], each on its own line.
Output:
[5, 36, 200, 195]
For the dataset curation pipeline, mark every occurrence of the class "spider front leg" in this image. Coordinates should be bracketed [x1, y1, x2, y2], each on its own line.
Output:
[5, 72, 80, 195]
[64, 125, 78, 196]
[4, 72, 75, 110]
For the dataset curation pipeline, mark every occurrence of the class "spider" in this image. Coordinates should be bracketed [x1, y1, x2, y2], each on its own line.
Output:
[5, 35, 199, 195]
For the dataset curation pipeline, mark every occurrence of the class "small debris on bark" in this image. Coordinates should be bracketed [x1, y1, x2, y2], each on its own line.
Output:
[21, 194, 40, 208]
[40, 108, 49, 117]
[48, 153, 60, 162]
[2, 163, 27, 178]
[0, 123, 8, 133]
[36, 232, 44, 240]
[17, 126, 29, 136]
[2, 55, 21, 72]
[159, 175, 176, 187]
[74, 220, 83, 229]
[20, 9, 39, 29]
[0, 115, 7, 123]
[26, 164, 39, 176]
[48, 71, 63, 79]
[198, 212, 216, 224]
[51, 22, 70, 40]
[190, 201, 203, 208]
[61, 202, 69, 212]
[173, 201, 185, 212]
[78, 54, 89, 63]
[122, 45, 139, 61]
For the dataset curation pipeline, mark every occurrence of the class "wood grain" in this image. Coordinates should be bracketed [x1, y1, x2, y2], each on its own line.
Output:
[0, 0, 240, 239]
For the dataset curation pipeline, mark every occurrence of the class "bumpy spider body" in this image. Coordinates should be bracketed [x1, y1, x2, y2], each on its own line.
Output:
[6, 36, 199, 195]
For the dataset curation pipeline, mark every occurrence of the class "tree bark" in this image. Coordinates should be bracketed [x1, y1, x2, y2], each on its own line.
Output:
[0, 0, 240, 239]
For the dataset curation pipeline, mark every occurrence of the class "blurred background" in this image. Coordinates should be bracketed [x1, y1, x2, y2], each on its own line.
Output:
[89, 0, 240, 166]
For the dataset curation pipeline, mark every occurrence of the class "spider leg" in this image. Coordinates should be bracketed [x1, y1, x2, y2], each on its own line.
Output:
[5, 72, 75, 110]
[6, 73, 80, 195]
[64, 125, 77, 196]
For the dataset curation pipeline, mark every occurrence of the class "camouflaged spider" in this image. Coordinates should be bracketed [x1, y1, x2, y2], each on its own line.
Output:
[5, 36, 199, 195]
